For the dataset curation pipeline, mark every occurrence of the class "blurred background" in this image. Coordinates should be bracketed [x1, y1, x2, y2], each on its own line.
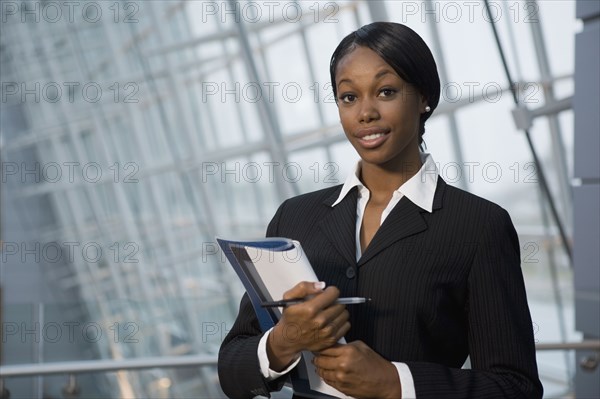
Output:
[1, 0, 598, 398]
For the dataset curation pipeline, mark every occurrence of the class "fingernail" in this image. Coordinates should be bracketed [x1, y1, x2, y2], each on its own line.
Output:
[314, 281, 326, 290]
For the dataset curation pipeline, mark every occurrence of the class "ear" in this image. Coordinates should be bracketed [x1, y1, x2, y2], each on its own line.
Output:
[419, 94, 428, 113]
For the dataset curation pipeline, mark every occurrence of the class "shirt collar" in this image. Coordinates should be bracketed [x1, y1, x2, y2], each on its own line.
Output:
[331, 152, 439, 213]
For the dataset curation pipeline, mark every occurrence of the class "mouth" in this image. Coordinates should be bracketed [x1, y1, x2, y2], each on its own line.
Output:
[355, 127, 391, 149]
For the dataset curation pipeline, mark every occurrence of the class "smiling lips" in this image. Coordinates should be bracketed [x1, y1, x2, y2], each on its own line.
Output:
[355, 127, 391, 149]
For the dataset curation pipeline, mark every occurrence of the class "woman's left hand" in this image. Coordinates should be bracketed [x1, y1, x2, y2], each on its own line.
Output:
[313, 341, 402, 399]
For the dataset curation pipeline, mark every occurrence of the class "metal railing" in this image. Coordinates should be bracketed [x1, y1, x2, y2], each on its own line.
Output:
[0, 354, 220, 399]
[536, 340, 600, 373]
[1, 341, 599, 398]
[0, 354, 218, 378]
[535, 340, 600, 352]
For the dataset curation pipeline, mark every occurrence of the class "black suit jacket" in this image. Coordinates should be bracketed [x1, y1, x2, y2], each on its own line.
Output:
[218, 178, 543, 398]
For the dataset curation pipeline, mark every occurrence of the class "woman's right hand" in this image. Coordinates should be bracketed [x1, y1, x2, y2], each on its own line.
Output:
[266, 281, 351, 371]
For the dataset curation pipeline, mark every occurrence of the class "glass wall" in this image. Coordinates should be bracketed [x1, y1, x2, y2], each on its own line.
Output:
[1, 1, 577, 397]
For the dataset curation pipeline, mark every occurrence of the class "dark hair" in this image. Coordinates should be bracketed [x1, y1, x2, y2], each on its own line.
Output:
[330, 22, 441, 145]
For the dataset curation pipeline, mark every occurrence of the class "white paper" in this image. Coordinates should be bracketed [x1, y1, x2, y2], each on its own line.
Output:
[248, 241, 353, 398]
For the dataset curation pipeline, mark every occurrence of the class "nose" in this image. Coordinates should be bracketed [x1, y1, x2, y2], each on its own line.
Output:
[359, 98, 380, 123]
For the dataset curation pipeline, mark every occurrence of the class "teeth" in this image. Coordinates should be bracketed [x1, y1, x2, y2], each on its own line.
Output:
[363, 133, 385, 141]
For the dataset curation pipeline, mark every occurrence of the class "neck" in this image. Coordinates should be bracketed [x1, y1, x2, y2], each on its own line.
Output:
[360, 151, 423, 197]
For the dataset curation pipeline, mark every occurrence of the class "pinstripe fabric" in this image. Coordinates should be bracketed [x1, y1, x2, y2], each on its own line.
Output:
[218, 178, 543, 398]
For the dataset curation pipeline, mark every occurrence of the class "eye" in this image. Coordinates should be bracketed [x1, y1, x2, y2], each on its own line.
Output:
[339, 93, 356, 103]
[378, 88, 397, 98]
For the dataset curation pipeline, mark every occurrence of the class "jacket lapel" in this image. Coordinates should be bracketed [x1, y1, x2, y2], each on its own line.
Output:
[316, 177, 448, 268]
[318, 187, 358, 266]
[357, 198, 427, 266]
[357, 177, 447, 267]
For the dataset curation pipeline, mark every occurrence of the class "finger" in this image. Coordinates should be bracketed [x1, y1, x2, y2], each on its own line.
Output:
[318, 368, 344, 387]
[329, 306, 349, 326]
[333, 320, 351, 342]
[348, 340, 368, 351]
[313, 352, 340, 371]
[283, 281, 326, 300]
[303, 286, 340, 311]
[315, 307, 349, 338]
[313, 356, 336, 372]
[315, 343, 346, 357]
[288, 287, 341, 318]
[314, 303, 347, 328]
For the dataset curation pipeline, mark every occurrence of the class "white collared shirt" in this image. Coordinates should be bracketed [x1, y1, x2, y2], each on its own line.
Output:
[258, 153, 439, 399]
[332, 152, 438, 261]
[329, 151, 438, 398]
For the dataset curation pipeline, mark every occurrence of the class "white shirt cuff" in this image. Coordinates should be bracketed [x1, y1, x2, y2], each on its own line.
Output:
[393, 362, 417, 398]
[258, 327, 302, 380]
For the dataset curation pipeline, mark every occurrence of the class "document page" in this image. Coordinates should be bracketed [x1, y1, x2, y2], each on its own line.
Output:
[249, 241, 352, 399]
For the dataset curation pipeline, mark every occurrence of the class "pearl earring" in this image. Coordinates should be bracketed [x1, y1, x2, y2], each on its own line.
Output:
[425, 106, 431, 112]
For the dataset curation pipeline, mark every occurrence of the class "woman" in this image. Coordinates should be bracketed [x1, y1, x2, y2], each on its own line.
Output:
[218, 22, 543, 399]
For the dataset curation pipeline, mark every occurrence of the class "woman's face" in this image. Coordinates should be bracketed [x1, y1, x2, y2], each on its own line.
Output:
[335, 46, 427, 170]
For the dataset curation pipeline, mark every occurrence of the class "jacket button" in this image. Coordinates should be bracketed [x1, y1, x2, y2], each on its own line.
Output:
[346, 267, 356, 279]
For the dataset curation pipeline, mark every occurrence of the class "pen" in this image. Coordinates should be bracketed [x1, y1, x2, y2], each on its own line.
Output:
[261, 297, 371, 308]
